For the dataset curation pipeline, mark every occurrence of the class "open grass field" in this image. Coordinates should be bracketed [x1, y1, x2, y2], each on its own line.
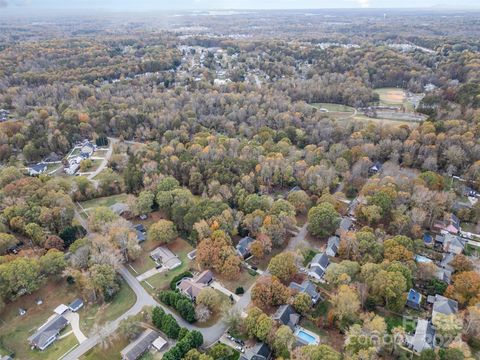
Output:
[81, 334, 130, 360]
[79, 193, 129, 210]
[311, 102, 355, 113]
[374, 87, 420, 113]
[139, 238, 194, 293]
[352, 114, 418, 126]
[80, 279, 137, 334]
[0, 281, 80, 360]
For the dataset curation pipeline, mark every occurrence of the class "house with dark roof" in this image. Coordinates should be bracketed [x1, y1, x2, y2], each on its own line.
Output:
[236, 236, 255, 259]
[336, 218, 353, 236]
[308, 253, 330, 281]
[431, 295, 458, 319]
[406, 319, 435, 354]
[110, 203, 130, 216]
[406, 289, 422, 310]
[68, 298, 84, 312]
[28, 315, 69, 350]
[240, 342, 272, 360]
[177, 270, 213, 301]
[272, 304, 300, 330]
[289, 280, 322, 304]
[28, 163, 48, 176]
[326, 236, 340, 257]
[369, 161, 383, 175]
[120, 329, 160, 360]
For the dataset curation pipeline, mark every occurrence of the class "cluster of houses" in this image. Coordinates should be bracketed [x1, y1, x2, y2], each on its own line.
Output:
[65, 140, 95, 175]
[27, 299, 83, 351]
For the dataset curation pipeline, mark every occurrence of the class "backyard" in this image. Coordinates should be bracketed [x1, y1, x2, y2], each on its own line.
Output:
[79, 193, 129, 210]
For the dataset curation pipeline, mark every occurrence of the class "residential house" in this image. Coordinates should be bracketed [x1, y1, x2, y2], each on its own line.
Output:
[80, 142, 95, 158]
[336, 218, 353, 236]
[28, 163, 47, 176]
[435, 266, 453, 284]
[326, 236, 340, 257]
[369, 161, 383, 175]
[120, 329, 161, 360]
[406, 289, 422, 310]
[272, 304, 300, 330]
[236, 236, 255, 259]
[28, 315, 69, 350]
[133, 224, 146, 243]
[434, 214, 461, 234]
[0, 109, 10, 121]
[406, 319, 435, 354]
[68, 299, 84, 312]
[308, 253, 330, 280]
[187, 249, 197, 260]
[54, 304, 69, 315]
[1, 355, 13, 360]
[150, 247, 182, 270]
[430, 295, 458, 319]
[240, 342, 272, 360]
[110, 203, 130, 217]
[443, 234, 466, 255]
[289, 280, 322, 304]
[177, 270, 214, 300]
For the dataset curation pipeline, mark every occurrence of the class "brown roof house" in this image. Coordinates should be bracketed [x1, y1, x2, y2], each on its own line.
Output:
[177, 270, 214, 300]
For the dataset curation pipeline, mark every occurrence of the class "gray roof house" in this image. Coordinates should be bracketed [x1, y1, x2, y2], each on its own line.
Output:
[121, 329, 160, 360]
[240, 342, 272, 360]
[326, 236, 340, 257]
[236, 236, 255, 259]
[68, 298, 84, 312]
[28, 315, 69, 350]
[272, 304, 300, 330]
[110, 203, 130, 216]
[406, 289, 422, 310]
[406, 319, 435, 354]
[308, 253, 330, 281]
[28, 163, 48, 176]
[443, 234, 466, 255]
[432, 295, 458, 319]
[336, 218, 353, 236]
[289, 280, 322, 304]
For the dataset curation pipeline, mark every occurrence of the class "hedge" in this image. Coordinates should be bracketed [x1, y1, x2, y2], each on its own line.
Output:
[152, 306, 180, 339]
[159, 290, 196, 323]
[162, 330, 203, 360]
[169, 271, 193, 290]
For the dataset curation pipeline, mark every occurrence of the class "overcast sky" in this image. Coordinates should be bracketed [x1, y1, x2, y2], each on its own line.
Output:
[1, 0, 479, 10]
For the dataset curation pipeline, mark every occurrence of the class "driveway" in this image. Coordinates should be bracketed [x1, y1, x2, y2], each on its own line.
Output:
[286, 223, 309, 251]
[64, 311, 87, 344]
[136, 267, 166, 282]
[210, 281, 240, 302]
[87, 137, 117, 187]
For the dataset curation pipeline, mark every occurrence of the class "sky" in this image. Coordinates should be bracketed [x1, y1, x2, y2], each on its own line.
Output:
[0, 0, 479, 10]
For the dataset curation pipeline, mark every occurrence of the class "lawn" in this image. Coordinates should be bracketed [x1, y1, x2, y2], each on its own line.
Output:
[81, 333, 130, 360]
[384, 315, 416, 333]
[311, 103, 355, 113]
[139, 238, 194, 293]
[300, 318, 326, 337]
[0, 281, 81, 360]
[80, 193, 129, 210]
[80, 279, 137, 335]
[195, 290, 232, 328]
[217, 269, 257, 293]
[94, 149, 109, 157]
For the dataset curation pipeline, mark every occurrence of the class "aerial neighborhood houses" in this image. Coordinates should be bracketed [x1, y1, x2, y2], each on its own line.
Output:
[177, 270, 214, 301]
[121, 329, 167, 360]
[65, 140, 96, 175]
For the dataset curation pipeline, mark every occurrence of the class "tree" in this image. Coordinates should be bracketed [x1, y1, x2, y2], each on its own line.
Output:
[287, 190, 311, 214]
[308, 202, 341, 238]
[208, 343, 236, 360]
[419, 349, 437, 360]
[445, 271, 480, 306]
[90, 264, 119, 302]
[152, 306, 180, 339]
[196, 287, 221, 310]
[119, 315, 144, 340]
[244, 307, 264, 338]
[0, 233, 18, 255]
[251, 276, 290, 309]
[292, 344, 341, 360]
[272, 325, 295, 358]
[432, 313, 462, 339]
[157, 176, 180, 192]
[325, 260, 360, 285]
[44, 235, 65, 250]
[0, 257, 42, 300]
[439, 348, 464, 360]
[450, 254, 473, 273]
[136, 190, 154, 216]
[255, 313, 274, 341]
[267, 252, 297, 281]
[39, 249, 66, 278]
[89, 207, 118, 232]
[293, 292, 312, 315]
[330, 284, 360, 324]
[147, 220, 178, 244]
[195, 304, 212, 323]
[24, 223, 45, 245]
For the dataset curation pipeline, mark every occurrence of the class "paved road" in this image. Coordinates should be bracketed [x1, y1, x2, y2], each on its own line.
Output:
[87, 137, 116, 187]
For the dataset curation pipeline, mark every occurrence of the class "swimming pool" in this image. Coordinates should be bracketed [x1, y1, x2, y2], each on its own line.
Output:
[295, 329, 319, 345]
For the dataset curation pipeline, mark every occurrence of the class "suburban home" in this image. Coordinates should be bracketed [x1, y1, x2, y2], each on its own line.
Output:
[289, 279, 322, 304]
[54, 304, 69, 315]
[440, 253, 455, 271]
[177, 270, 214, 300]
[68, 298, 84, 312]
[236, 236, 255, 259]
[150, 247, 182, 270]
[336, 218, 353, 236]
[326, 236, 340, 257]
[443, 234, 466, 255]
[120, 329, 161, 360]
[430, 295, 458, 319]
[435, 266, 453, 284]
[110, 203, 130, 217]
[406, 319, 435, 354]
[80, 141, 95, 158]
[308, 253, 330, 280]
[0, 108, 9, 121]
[240, 342, 272, 360]
[434, 215, 460, 234]
[406, 289, 422, 310]
[28, 163, 47, 176]
[272, 304, 300, 330]
[28, 315, 69, 350]
[369, 161, 383, 175]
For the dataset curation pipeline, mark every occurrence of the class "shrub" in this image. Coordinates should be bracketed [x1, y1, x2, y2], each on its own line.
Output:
[159, 290, 196, 323]
[235, 287, 244, 295]
[152, 306, 180, 339]
[162, 330, 203, 360]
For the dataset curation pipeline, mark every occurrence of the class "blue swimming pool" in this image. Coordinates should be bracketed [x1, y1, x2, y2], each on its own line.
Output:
[296, 330, 317, 344]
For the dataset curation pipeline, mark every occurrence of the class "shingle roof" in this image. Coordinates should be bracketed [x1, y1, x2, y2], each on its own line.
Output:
[311, 253, 329, 269]
[289, 280, 321, 302]
[120, 329, 159, 360]
[273, 304, 300, 329]
[409, 319, 435, 353]
[69, 298, 83, 310]
[407, 289, 422, 304]
[28, 315, 68, 349]
[433, 295, 458, 317]
[236, 236, 254, 257]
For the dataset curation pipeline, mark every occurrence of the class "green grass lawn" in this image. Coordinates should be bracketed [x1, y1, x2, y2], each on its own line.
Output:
[300, 319, 326, 337]
[0, 281, 81, 360]
[311, 103, 355, 113]
[140, 238, 194, 293]
[217, 269, 257, 293]
[374, 87, 415, 111]
[80, 193, 129, 210]
[81, 333, 130, 360]
[385, 315, 416, 333]
[94, 149, 109, 157]
[195, 290, 231, 328]
[80, 280, 137, 335]
[129, 257, 158, 276]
